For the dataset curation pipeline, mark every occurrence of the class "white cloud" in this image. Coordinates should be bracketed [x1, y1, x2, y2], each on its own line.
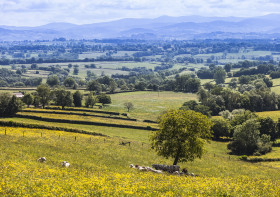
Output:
[0, 0, 280, 26]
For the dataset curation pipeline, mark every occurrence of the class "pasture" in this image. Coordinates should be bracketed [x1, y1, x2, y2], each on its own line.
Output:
[1, 89, 280, 195]
[0, 117, 150, 142]
[256, 111, 280, 121]
[106, 91, 197, 120]
[7, 61, 164, 78]
[16, 111, 157, 128]
[193, 50, 272, 64]
[1, 126, 280, 196]
[271, 78, 280, 94]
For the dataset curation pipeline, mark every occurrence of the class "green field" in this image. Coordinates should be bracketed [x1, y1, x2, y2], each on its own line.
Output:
[256, 111, 280, 121]
[17, 111, 157, 128]
[1, 126, 280, 196]
[105, 91, 197, 120]
[9, 61, 164, 78]
[193, 51, 272, 64]
[78, 51, 138, 59]
[271, 78, 280, 94]
[1, 90, 280, 195]
[0, 117, 151, 142]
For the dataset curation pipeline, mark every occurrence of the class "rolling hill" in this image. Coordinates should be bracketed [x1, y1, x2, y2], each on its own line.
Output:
[1, 14, 280, 40]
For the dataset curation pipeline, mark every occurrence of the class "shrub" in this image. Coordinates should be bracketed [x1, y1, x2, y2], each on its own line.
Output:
[211, 119, 231, 139]
[0, 93, 23, 117]
[239, 155, 248, 161]
[228, 119, 272, 155]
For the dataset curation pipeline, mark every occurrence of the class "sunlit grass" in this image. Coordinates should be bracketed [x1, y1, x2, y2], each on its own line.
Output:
[256, 111, 280, 121]
[17, 111, 157, 128]
[0, 117, 151, 142]
[1, 126, 280, 196]
[106, 91, 198, 121]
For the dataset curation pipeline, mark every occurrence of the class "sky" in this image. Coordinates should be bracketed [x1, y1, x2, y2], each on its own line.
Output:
[0, 0, 280, 26]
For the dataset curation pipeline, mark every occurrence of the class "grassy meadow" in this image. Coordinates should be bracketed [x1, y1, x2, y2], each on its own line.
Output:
[106, 91, 197, 121]
[1, 126, 280, 196]
[256, 111, 280, 121]
[0, 117, 150, 142]
[271, 78, 280, 94]
[1, 89, 280, 195]
[17, 111, 157, 128]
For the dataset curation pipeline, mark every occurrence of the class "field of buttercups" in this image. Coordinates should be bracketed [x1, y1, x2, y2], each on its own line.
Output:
[1, 127, 280, 196]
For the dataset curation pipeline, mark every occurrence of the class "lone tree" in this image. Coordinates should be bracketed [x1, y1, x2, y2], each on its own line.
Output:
[36, 84, 51, 108]
[124, 102, 134, 112]
[87, 80, 102, 93]
[73, 90, 83, 107]
[46, 75, 60, 87]
[224, 64, 232, 72]
[22, 93, 34, 107]
[151, 109, 213, 165]
[0, 93, 23, 117]
[64, 77, 76, 88]
[53, 88, 73, 109]
[85, 92, 97, 108]
[73, 67, 79, 75]
[214, 68, 226, 84]
[97, 93, 111, 106]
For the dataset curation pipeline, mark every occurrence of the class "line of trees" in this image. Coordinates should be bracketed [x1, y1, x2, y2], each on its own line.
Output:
[20, 84, 112, 110]
[196, 79, 278, 115]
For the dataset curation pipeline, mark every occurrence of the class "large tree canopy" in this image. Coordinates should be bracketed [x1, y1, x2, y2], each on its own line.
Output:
[214, 68, 226, 84]
[53, 88, 73, 109]
[36, 84, 51, 109]
[151, 109, 213, 165]
[0, 93, 23, 117]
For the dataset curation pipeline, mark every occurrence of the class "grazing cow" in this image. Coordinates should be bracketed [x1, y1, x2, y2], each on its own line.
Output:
[130, 164, 162, 174]
[129, 164, 135, 168]
[38, 157, 46, 163]
[135, 164, 147, 171]
[173, 171, 180, 175]
[62, 161, 70, 167]
[146, 167, 162, 174]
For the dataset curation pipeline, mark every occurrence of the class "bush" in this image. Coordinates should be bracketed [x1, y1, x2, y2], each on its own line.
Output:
[0, 93, 23, 117]
[239, 155, 248, 161]
[211, 119, 231, 139]
[228, 119, 272, 155]
[97, 94, 111, 106]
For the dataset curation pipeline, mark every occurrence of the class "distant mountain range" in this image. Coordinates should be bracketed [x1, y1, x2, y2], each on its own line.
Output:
[1, 14, 280, 41]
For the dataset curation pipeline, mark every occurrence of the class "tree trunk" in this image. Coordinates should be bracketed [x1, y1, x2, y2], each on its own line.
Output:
[173, 146, 181, 165]
[173, 155, 179, 165]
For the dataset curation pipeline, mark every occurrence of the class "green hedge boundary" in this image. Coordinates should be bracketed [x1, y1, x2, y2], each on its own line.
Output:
[143, 119, 157, 123]
[0, 120, 107, 137]
[22, 110, 137, 122]
[239, 155, 280, 162]
[45, 107, 121, 116]
[15, 114, 158, 131]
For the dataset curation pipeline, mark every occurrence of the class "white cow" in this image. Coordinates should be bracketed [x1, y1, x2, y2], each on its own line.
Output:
[38, 157, 46, 162]
[130, 164, 162, 174]
[62, 161, 70, 167]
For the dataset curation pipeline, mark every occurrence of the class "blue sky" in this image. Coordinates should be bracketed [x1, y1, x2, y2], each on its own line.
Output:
[0, 0, 280, 26]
